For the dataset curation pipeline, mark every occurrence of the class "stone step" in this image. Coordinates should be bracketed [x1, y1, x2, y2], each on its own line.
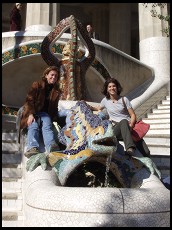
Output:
[2, 142, 19, 152]
[2, 132, 18, 142]
[2, 153, 22, 164]
[157, 105, 170, 109]
[2, 192, 22, 200]
[2, 211, 23, 221]
[144, 136, 170, 145]
[152, 108, 170, 113]
[148, 145, 170, 155]
[147, 113, 170, 119]
[2, 177, 22, 182]
[2, 168, 22, 179]
[142, 118, 170, 123]
[149, 123, 170, 129]
[2, 116, 17, 131]
[161, 100, 170, 105]
[2, 220, 24, 227]
[151, 156, 170, 168]
[2, 211, 18, 221]
[2, 117, 17, 123]
[165, 96, 170, 100]
[144, 133, 170, 140]
[145, 141, 170, 148]
[156, 104, 170, 109]
[146, 129, 170, 135]
[3, 163, 22, 169]
[2, 151, 22, 156]
[2, 180, 22, 193]
[2, 197, 23, 211]
[2, 113, 17, 120]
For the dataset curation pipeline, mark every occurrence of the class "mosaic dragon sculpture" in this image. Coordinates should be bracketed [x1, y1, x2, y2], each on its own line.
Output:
[41, 15, 95, 100]
[26, 15, 161, 187]
[26, 101, 161, 187]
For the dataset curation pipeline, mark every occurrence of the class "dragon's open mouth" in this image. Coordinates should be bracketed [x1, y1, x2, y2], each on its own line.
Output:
[92, 137, 117, 147]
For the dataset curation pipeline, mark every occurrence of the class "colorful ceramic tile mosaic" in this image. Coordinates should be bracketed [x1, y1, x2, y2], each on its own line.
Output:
[2, 105, 18, 116]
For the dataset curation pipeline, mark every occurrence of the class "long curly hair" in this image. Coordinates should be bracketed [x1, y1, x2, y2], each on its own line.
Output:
[42, 66, 59, 81]
[102, 77, 123, 99]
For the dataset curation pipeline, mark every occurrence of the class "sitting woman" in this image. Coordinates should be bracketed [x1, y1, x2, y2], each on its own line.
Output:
[20, 66, 61, 158]
[89, 77, 150, 157]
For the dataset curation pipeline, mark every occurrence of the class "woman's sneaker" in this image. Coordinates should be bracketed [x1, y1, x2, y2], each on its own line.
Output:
[24, 147, 39, 158]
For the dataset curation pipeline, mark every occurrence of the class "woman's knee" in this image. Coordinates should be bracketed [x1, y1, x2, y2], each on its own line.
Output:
[41, 115, 52, 126]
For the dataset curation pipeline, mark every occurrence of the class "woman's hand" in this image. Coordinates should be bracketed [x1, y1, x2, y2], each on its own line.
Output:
[27, 114, 35, 126]
[128, 108, 137, 129]
[129, 122, 135, 129]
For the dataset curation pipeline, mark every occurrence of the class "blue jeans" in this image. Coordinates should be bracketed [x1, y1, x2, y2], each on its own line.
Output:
[26, 112, 57, 153]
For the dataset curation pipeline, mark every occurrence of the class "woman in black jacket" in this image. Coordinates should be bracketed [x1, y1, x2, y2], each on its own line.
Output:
[10, 3, 22, 31]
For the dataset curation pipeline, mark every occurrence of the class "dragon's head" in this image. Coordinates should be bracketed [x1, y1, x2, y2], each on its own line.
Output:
[58, 101, 117, 156]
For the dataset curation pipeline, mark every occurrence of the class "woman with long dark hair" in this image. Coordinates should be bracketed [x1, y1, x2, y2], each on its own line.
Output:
[89, 77, 150, 157]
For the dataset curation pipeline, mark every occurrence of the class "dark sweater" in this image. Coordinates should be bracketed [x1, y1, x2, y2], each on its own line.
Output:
[10, 7, 21, 31]
[41, 83, 54, 113]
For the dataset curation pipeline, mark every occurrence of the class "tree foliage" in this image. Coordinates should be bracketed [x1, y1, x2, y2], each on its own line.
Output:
[143, 3, 170, 37]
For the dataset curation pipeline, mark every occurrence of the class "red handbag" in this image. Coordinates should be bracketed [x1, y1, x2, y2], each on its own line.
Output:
[131, 120, 150, 142]
[122, 97, 150, 142]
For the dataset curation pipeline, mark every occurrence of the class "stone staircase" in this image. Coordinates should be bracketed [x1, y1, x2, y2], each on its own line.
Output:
[2, 95, 170, 227]
[2, 116, 24, 227]
[142, 95, 170, 179]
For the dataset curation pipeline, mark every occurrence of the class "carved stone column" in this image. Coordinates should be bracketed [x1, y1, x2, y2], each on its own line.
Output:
[139, 3, 170, 91]
[50, 3, 60, 27]
[25, 3, 60, 28]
